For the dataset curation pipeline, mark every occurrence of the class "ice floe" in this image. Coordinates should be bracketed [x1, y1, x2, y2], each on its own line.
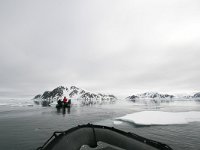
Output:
[116, 111, 200, 125]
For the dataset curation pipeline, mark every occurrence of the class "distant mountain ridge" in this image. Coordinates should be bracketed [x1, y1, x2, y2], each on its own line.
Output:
[127, 92, 174, 100]
[137, 92, 174, 99]
[126, 92, 200, 101]
[34, 87, 200, 105]
[33, 86, 117, 105]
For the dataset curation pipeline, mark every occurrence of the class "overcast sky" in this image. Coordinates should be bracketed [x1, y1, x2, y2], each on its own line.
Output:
[0, 0, 200, 97]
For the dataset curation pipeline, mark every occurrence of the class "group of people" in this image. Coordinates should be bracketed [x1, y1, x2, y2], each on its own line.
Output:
[57, 96, 71, 108]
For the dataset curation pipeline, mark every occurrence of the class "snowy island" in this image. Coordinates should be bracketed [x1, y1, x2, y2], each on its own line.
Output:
[33, 86, 200, 106]
[33, 86, 117, 105]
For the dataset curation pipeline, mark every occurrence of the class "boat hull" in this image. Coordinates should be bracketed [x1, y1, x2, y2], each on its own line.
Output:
[37, 124, 173, 150]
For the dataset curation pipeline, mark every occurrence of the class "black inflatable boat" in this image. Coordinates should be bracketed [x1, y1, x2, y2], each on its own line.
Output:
[56, 100, 71, 109]
[37, 124, 173, 150]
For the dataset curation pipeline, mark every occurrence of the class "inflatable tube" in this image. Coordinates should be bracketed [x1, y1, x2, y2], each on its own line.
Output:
[37, 124, 173, 150]
[56, 102, 71, 109]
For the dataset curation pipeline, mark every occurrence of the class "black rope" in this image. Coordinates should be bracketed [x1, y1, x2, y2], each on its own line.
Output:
[36, 132, 64, 150]
[36, 134, 55, 150]
[91, 125, 98, 147]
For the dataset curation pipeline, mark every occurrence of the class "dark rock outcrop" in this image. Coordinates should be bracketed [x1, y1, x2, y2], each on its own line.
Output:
[34, 94, 41, 99]
[194, 92, 200, 98]
[137, 92, 174, 99]
[40, 86, 65, 100]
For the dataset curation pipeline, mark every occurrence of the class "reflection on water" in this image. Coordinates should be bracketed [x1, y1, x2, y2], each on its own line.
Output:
[67, 107, 71, 114]
[56, 107, 71, 116]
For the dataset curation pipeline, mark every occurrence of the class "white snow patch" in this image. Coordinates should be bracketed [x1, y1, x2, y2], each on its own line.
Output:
[117, 111, 200, 125]
[0, 103, 8, 106]
[113, 120, 123, 125]
[49, 101, 57, 106]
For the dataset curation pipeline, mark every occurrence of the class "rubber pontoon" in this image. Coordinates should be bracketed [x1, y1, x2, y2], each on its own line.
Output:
[56, 103, 71, 109]
[56, 100, 71, 109]
[37, 124, 173, 150]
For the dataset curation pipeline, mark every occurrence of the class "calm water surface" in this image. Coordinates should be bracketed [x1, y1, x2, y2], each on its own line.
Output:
[0, 100, 200, 150]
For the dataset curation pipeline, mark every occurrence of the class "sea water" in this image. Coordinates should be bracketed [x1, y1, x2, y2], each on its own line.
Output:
[0, 98, 200, 150]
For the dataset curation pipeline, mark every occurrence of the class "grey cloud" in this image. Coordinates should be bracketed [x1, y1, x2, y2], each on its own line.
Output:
[0, 0, 200, 97]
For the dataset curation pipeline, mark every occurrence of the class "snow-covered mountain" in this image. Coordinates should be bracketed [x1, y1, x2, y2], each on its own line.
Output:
[174, 94, 193, 99]
[126, 92, 174, 101]
[136, 92, 174, 99]
[173, 92, 200, 99]
[126, 95, 138, 102]
[126, 91, 200, 102]
[194, 92, 200, 98]
[33, 86, 117, 105]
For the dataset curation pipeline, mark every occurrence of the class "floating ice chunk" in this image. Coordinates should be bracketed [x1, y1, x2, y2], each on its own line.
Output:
[113, 120, 123, 125]
[117, 111, 200, 125]
[0, 103, 8, 106]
